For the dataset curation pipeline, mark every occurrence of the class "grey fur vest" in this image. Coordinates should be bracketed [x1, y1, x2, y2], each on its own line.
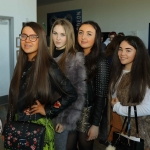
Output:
[52, 52, 86, 130]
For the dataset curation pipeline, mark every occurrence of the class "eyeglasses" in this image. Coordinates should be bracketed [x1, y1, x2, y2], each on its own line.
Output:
[19, 34, 39, 42]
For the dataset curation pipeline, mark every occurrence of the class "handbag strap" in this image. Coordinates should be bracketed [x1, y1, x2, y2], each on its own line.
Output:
[127, 106, 139, 137]
[134, 106, 139, 135]
[120, 106, 130, 133]
[120, 106, 139, 137]
[127, 106, 131, 137]
[121, 116, 127, 132]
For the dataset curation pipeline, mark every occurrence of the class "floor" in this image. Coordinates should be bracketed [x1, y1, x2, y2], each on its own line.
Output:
[93, 139, 106, 150]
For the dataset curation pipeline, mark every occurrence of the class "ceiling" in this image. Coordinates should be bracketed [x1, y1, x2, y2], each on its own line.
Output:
[37, 0, 74, 6]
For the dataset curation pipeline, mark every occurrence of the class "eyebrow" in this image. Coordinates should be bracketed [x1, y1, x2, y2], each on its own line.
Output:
[21, 33, 37, 36]
[79, 30, 93, 33]
[119, 47, 133, 50]
[53, 30, 65, 34]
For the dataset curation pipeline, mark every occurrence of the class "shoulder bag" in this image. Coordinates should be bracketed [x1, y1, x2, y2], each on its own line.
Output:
[3, 112, 46, 150]
[111, 106, 144, 150]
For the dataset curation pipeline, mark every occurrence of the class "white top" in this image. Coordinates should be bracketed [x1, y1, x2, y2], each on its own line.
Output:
[104, 38, 110, 46]
[113, 87, 150, 117]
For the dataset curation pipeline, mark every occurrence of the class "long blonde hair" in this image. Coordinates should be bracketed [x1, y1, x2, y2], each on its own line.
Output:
[49, 18, 76, 72]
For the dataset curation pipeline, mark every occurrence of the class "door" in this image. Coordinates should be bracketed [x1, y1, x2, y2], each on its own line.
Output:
[0, 17, 14, 150]
[0, 19, 10, 97]
[0, 16, 14, 101]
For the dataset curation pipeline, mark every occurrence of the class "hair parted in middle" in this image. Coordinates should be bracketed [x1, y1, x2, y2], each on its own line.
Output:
[110, 35, 150, 103]
[9, 22, 56, 112]
[49, 18, 77, 72]
[77, 20, 102, 81]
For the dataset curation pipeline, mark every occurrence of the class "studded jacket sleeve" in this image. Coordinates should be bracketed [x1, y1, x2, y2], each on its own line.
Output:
[92, 58, 110, 126]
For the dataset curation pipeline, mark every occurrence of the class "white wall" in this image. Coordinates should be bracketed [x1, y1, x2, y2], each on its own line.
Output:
[1, 0, 37, 65]
[37, 0, 150, 48]
[0, 0, 36, 96]
[0, 21, 10, 96]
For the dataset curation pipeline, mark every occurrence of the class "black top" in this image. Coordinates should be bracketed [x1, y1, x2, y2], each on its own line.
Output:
[19, 61, 33, 100]
[85, 56, 110, 126]
[15, 59, 77, 121]
[53, 48, 65, 58]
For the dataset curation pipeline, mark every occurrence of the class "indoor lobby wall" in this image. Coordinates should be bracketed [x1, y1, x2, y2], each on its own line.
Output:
[37, 0, 150, 48]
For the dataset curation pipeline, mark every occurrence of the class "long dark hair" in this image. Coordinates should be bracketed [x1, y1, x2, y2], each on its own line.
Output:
[9, 22, 54, 112]
[77, 21, 102, 81]
[110, 36, 150, 103]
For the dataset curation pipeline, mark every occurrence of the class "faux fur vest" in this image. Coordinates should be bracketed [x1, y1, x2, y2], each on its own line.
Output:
[52, 52, 86, 130]
[116, 72, 150, 149]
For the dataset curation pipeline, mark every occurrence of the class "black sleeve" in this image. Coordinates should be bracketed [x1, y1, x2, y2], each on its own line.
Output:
[92, 58, 110, 126]
[45, 61, 78, 119]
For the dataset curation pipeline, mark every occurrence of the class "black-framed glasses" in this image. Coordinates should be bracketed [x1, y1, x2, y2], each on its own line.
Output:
[19, 34, 39, 42]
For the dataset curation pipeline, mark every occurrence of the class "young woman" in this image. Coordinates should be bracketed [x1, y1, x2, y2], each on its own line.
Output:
[4, 22, 77, 150]
[108, 36, 150, 150]
[49, 18, 86, 150]
[67, 21, 110, 150]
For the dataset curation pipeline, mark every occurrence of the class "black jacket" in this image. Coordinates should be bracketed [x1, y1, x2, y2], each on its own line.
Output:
[13, 60, 77, 121]
[85, 56, 110, 126]
[45, 60, 78, 119]
[52, 52, 86, 130]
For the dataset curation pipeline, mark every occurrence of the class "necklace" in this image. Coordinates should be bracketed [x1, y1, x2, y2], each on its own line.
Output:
[21, 65, 32, 89]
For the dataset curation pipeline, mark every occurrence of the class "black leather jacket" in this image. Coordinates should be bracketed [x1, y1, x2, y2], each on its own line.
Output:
[85, 56, 110, 126]
[14, 60, 77, 121]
